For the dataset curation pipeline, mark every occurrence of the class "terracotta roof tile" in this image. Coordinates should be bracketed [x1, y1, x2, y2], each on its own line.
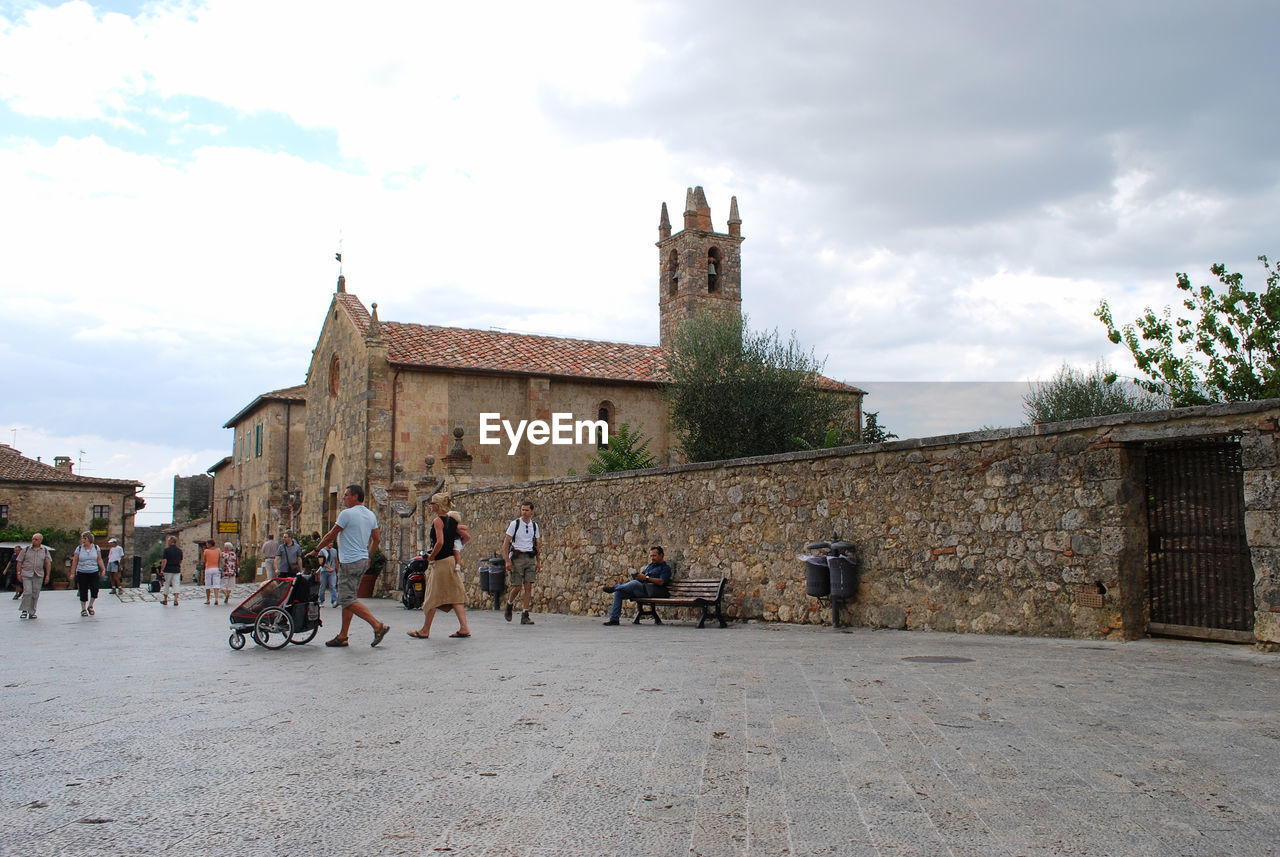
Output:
[335, 293, 371, 336]
[383, 323, 670, 385]
[0, 445, 142, 487]
[222, 383, 308, 428]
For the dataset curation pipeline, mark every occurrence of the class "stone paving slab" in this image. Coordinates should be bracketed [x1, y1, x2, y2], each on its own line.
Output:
[2, 589, 1278, 856]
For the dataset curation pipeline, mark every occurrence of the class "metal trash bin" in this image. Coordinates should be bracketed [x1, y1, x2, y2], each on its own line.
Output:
[827, 555, 857, 599]
[805, 556, 831, 598]
[479, 554, 505, 609]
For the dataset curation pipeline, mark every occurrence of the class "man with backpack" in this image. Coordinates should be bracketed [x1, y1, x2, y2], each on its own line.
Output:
[17, 533, 52, 620]
[502, 501, 541, 625]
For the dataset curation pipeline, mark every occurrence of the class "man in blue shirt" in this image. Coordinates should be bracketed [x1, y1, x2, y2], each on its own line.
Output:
[309, 484, 390, 647]
[601, 545, 671, 626]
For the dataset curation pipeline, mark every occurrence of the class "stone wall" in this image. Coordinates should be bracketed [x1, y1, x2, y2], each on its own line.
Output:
[446, 401, 1280, 645]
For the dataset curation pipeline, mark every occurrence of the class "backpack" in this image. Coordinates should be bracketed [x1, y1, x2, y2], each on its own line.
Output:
[508, 519, 539, 555]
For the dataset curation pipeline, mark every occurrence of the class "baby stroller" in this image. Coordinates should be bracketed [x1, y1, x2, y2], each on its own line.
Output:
[228, 571, 322, 650]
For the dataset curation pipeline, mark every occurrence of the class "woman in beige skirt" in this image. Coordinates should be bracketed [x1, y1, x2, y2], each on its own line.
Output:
[408, 493, 472, 639]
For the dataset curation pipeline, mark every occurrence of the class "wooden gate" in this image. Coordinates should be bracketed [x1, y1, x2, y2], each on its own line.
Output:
[1145, 438, 1255, 642]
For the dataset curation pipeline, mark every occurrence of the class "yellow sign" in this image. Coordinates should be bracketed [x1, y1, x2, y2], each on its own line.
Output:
[90, 526, 108, 537]
[218, 521, 240, 534]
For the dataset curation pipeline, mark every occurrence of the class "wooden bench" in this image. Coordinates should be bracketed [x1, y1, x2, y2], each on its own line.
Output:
[633, 578, 728, 628]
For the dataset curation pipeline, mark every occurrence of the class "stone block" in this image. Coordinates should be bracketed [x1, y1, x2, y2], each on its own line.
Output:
[1245, 511, 1280, 548]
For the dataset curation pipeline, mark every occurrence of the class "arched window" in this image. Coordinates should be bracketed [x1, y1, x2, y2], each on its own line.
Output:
[707, 247, 722, 293]
[667, 250, 679, 297]
[328, 354, 340, 397]
[596, 401, 614, 448]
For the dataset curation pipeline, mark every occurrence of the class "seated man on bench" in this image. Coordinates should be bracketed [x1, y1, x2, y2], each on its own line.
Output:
[601, 545, 671, 626]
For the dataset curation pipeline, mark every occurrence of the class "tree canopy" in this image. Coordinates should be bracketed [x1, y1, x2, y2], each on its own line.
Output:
[666, 311, 854, 462]
[1096, 255, 1280, 406]
[1022, 361, 1165, 424]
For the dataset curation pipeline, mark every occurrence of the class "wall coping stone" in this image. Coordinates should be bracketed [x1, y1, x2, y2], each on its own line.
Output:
[459, 399, 1280, 497]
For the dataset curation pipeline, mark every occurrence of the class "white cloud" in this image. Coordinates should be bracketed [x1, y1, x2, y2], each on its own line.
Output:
[3, 0, 1279, 504]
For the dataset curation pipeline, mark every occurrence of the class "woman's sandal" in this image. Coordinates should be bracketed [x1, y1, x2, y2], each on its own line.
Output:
[449, 631, 471, 638]
[81, 608, 88, 617]
[407, 630, 429, 639]
[87, 606, 94, 615]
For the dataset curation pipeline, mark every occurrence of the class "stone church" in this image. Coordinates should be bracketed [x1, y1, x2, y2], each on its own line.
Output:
[212, 187, 863, 567]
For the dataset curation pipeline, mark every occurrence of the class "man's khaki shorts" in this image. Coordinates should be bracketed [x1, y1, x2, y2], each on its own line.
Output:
[508, 552, 537, 585]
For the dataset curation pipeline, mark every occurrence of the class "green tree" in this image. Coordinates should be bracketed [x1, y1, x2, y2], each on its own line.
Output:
[586, 422, 657, 473]
[860, 411, 898, 443]
[667, 311, 853, 462]
[1096, 255, 1280, 405]
[1022, 361, 1166, 424]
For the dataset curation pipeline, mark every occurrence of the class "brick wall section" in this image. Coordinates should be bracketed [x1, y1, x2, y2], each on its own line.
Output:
[451, 401, 1280, 645]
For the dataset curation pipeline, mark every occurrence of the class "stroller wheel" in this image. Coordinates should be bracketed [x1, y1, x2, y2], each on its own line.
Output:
[289, 623, 319, 645]
[253, 606, 293, 650]
[228, 631, 246, 650]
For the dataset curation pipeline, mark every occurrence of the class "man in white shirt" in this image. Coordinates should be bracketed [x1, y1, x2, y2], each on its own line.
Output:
[106, 537, 125, 596]
[502, 501, 541, 625]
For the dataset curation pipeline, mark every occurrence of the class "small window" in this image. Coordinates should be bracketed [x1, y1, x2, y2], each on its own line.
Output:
[329, 354, 341, 397]
[707, 247, 722, 293]
[596, 403, 614, 448]
[0, 504, 8, 523]
[254, 423, 263, 458]
[667, 249, 679, 297]
[92, 505, 110, 520]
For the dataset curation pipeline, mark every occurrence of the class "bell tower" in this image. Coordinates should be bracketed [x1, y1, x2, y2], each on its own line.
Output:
[657, 186, 744, 350]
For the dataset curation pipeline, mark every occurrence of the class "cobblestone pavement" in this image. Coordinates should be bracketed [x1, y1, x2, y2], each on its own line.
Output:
[3, 587, 1278, 857]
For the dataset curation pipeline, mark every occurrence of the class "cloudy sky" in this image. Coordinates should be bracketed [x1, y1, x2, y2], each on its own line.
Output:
[3, 0, 1277, 524]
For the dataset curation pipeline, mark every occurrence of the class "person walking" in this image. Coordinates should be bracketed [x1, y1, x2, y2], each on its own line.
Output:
[16, 533, 51, 620]
[260, 533, 278, 579]
[276, 532, 302, 577]
[502, 501, 541, 625]
[219, 542, 238, 605]
[106, 538, 124, 596]
[308, 484, 389, 647]
[316, 541, 338, 608]
[408, 493, 471, 640]
[73, 532, 106, 616]
[4, 548, 20, 601]
[202, 540, 222, 604]
[160, 536, 183, 606]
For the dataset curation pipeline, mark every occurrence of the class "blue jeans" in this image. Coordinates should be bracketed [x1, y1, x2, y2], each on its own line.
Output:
[319, 570, 339, 605]
[610, 580, 647, 621]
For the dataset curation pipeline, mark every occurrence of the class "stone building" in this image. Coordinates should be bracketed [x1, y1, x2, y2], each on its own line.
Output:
[219, 187, 864, 581]
[212, 384, 308, 554]
[0, 444, 144, 571]
[171, 474, 212, 525]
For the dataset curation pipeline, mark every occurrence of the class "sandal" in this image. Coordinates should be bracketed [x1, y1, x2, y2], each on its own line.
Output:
[449, 631, 471, 638]
[87, 606, 94, 616]
[406, 630, 429, 639]
[371, 624, 390, 647]
[324, 636, 349, 647]
[81, 608, 88, 617]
